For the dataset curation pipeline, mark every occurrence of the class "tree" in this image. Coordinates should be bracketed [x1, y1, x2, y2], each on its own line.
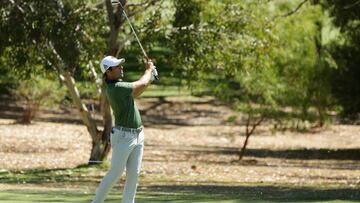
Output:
[11, 76, 66, 124]
[0, 0, 107, 160]
[168, 0, 281, 160]
[168, 0, 336, 160]
[0, 0, 160, 163]
[322, 0, 360, 120]
[271, 1, 339, 128]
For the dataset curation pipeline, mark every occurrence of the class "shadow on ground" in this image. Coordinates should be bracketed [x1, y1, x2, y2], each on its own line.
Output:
[0, 94, 227, 126]
[146, 144, 360, 161]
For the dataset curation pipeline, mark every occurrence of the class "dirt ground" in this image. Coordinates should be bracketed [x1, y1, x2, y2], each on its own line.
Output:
[0, 96, 359, 189]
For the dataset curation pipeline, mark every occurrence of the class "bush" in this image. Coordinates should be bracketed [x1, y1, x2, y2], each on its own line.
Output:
[11, 76, 66, 124]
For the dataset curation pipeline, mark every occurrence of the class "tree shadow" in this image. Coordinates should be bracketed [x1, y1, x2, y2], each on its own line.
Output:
[244, 148, 360, 161]
[140, 97, 225, 126]
[140, 184, 360, 202]
[146, 144, 360, 161]
[0, 94, 225, 126]
[143, 144, 360, 170]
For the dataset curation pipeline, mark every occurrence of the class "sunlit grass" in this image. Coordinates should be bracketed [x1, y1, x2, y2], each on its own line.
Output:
[0, 165, 359, 203]
[0, 189, 358, 203]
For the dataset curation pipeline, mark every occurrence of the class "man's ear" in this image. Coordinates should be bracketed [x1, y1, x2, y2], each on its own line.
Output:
[105, 70, 110, 78]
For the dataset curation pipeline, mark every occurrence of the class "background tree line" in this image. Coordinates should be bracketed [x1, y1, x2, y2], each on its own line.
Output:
[0, 0, 359, 161]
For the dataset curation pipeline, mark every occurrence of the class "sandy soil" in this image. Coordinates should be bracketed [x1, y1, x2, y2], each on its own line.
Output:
[0, 97, 359, 188]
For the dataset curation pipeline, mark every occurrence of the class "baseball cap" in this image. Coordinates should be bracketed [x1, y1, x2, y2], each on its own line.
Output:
[100, 56, 125, 73]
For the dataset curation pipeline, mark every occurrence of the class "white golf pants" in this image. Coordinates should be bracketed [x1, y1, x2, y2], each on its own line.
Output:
[92, 127, 144, 203]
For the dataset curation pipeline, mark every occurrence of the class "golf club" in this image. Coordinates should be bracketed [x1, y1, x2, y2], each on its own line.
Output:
[111, 0, 159, 80]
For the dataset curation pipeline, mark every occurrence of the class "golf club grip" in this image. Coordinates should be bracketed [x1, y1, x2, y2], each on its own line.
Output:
[153, 67, 159, 81]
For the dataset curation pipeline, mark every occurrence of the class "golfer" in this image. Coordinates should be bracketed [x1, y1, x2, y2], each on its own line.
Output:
[92, 56, 155, 203]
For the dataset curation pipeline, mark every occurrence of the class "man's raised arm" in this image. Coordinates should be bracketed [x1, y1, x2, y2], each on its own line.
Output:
[131, 60, 155, 98]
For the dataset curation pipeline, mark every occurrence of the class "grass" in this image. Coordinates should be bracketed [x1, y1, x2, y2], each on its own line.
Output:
[0, 187, 359, 203]
[0, 165, 359, 203]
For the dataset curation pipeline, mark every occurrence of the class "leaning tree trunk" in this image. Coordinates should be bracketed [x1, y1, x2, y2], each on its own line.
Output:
[59, 69, 101, 142]
[53, 48, 112, 162]
[48, 42, 104, 161]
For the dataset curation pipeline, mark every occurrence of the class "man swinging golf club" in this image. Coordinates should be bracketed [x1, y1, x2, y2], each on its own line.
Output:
[91, 56, 155, 203]
[91, 1, 157, 202]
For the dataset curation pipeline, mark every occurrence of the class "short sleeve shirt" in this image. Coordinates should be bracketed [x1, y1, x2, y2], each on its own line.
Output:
[105, 80, 142, 128]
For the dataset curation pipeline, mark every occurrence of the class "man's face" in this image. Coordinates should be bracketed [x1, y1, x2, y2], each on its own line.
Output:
[109, 65, 124, 79]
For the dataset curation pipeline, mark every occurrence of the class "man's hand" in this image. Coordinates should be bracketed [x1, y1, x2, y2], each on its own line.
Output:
[145, 59, 155, 71]
[145, 58, 159, 81]
[145, 58, 158, 81]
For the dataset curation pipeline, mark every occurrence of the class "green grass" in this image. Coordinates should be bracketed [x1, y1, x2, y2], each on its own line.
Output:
[0, 188, 359, 203]
[0, 165, 359, 203]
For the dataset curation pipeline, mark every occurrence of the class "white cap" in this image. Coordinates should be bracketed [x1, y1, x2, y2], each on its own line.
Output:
[100, 56, 125, 73]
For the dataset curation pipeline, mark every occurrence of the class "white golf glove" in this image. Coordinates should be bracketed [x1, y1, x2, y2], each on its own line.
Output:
[151, 67, 158, 81]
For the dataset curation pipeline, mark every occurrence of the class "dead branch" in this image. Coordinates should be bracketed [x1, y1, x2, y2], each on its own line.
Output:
[281, 0, 308, 17]
[127, 0, 159, 18]
[344, 0, 360, 9]
[272, 0, 309, 20]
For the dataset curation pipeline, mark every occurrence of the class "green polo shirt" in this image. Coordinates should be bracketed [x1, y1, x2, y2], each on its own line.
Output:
[105, 80, 142, 128]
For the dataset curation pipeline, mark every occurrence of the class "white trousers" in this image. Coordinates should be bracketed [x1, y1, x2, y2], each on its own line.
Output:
[92, 127, 144, 203]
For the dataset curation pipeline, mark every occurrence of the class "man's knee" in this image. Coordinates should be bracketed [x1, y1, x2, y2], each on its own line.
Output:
[126, 169, 140, 178]
[107, 167, 124, 179]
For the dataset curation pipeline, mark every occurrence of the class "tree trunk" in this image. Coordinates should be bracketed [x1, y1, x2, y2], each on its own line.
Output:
[105, 0, 126, 56]
[21, 101, 36, 124]
[87, 60, 113, 161]
[59, 69, 101, 143]
[56, 54, 112, 162]
[85, 0, 127, 162]
[238, 115, 264, 160]
[48, 41, 104, 161]
[90, 84, 113, 161]
[238, 132, 251, 161]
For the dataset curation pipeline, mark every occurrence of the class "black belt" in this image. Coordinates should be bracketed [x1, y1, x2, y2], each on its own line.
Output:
[115, 126, 143, 133]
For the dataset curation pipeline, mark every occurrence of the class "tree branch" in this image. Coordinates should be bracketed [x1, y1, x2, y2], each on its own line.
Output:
[127, 0, 159, 18]
[127, 1, 148, 8]
[249, 116, 264, 135]
[274, 0, 309, 19]
[344, 0, 360, 9]
[246, 114, 251, 136]
[87, 61, 102, 95]
[282, 0, 308, 17]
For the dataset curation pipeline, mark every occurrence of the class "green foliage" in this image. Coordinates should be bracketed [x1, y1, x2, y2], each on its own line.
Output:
[271, 4, 339, 125]
[323, 0, 360, 120]
[0, 0, 106, 80]
[11, 75, 66, 124]
[165, 0, 344, 126]
[1, 0, 359, 123]
[165, 1, 287, 121]
[76, 81, 100, 100]
[12, 76, 66, 107]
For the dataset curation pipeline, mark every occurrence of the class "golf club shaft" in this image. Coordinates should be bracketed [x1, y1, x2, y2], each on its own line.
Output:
[112, 0, 158, 80]
[113, 1, 148, 59]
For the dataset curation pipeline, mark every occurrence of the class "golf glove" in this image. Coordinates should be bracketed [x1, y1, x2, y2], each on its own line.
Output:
[151, 67, 158, 81]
